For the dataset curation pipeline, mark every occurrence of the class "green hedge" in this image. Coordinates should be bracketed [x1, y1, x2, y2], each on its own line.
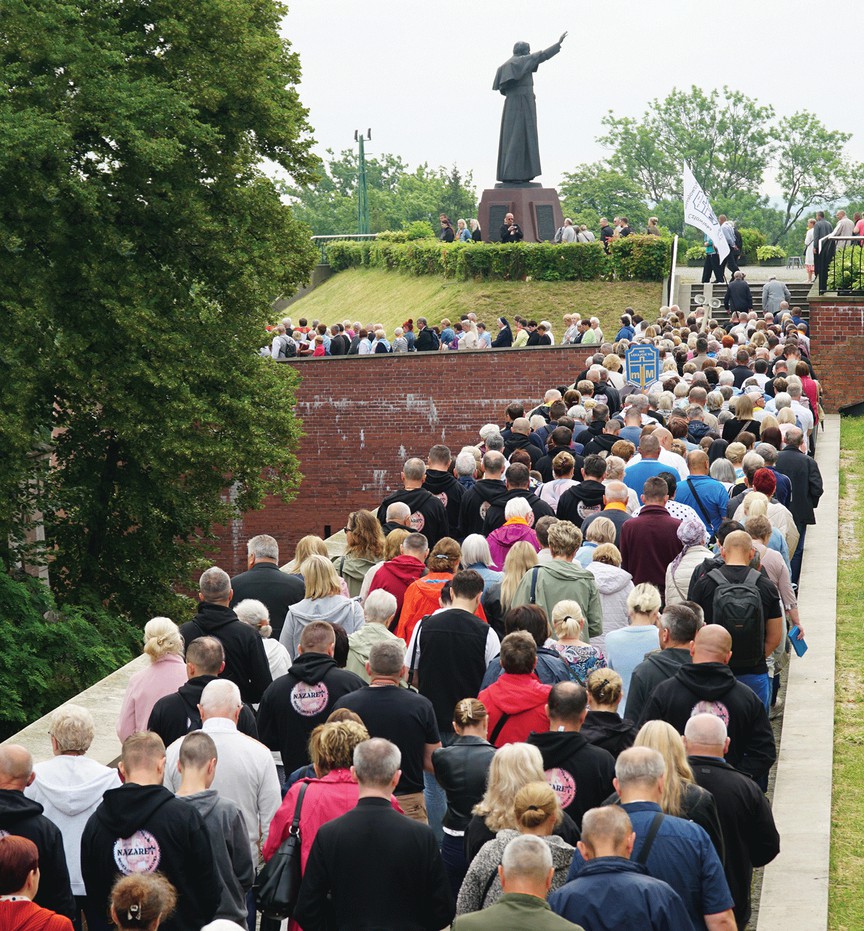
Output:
[0, 571, 140, 739]
[325, 238, 670, 282]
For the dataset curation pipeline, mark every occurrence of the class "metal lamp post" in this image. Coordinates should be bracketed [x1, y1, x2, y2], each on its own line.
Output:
[354, 128, 371, 234]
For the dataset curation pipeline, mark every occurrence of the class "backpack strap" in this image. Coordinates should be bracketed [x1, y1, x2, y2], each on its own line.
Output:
[407, 616, 428, 683]
[635, 811, 665, 866]
[488, 712, 512, 745]
[686, 479, 710, 526]
[480, 864, 499, 907]
[529, 567, 541, 605]
[289, 782, 310, 836]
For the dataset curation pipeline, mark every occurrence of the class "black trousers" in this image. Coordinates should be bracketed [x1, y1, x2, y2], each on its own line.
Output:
[702, 253, 724, 283]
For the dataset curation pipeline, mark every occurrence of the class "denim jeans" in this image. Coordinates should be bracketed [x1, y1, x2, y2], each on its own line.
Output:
[736, 671, 771, 711]
[441, 832, 469, 898]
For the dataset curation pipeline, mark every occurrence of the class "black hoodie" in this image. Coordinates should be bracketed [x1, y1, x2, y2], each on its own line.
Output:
[624, 648, 692, 724]
[580, 711, 638, 759]
[147, 675, 259, 748]
[526, 731, 616, 827]
[582, 433, 619, 457]
[459, 479, 506, 538]
[257, 652, 365, 772]
[482, 488, 555, 534]
[81, 784, 217, 931]
[178, 603, 272, 704]
[0, 791, 75, 920]
[423, 469, 465, 540]
[556, 479, 607, 524]
[536, 446, 584, 484]
[503, 432, 542, 465]
[376, 487, 449, 548]
[639, 662, 776, 779]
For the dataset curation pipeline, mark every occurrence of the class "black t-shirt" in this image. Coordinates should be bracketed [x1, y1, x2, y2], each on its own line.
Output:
[334, 686, 440, 794]
[688, 565, 781, 675]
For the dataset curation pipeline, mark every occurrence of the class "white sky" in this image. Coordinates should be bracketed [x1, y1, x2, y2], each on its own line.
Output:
[281, 0, 861, 198]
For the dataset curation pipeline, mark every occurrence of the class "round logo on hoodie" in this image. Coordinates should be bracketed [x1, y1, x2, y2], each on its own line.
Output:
[410, 510, 426, 532]
[691, 700, 730, 727]
[113, 830, 161, 874]
[545, 767, 576, 809]
[479, 501, 491, 521]
[0, 830, 8, 839]
[435, 492, 448, 508]
[291, 681, 329, 716]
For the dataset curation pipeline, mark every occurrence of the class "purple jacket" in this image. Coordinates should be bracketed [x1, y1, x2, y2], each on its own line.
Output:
[487, 521, 541, 571]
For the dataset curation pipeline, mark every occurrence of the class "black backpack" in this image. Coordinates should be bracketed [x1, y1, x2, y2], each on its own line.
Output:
[708, 568, 764, 667]
[278, 336, 297, 359]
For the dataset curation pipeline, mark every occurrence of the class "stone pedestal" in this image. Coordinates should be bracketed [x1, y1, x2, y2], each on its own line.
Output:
[477, 185, 564, 243]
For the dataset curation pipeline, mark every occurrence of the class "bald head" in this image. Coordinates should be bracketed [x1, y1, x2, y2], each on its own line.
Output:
[639, 434, 660, 459]
[692, 625, 733, 664]
[653, 427, 672, 450]
[684, 713, 729, 757]
[385, 502, 411, 526]
[686, 450, 710, 474]
[0, 746, 34, 789]
[511, 417, 531, 436]
[721, 530, 755, 565]
[604, 480, 629, 504]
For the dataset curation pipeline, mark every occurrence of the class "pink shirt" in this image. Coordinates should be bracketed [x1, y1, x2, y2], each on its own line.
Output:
[116, 653, 188, 741]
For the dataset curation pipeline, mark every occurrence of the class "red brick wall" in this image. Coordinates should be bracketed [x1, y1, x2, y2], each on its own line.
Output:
[809, 296, 864, 412]
[211, 346, 593, 575]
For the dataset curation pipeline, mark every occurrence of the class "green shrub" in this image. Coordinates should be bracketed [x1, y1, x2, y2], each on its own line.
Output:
[828, 250, 864, 292]
[326, 240, 364, 271]
[756, 244, 787, 261]
[376, 230, 409, 243]
[0, 571, 139, 739]
[607, 235, 671, 280]
[402, 220, 436, 240]
[739, 228, 766, 263]
[684, 245, 705, 262]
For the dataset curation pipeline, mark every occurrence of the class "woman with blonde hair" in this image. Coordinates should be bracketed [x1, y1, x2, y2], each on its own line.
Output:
[457, 781, 573, 914]
[725, 442, 747, 481]
[574, 516, 616, 567]
[432, 699, 496, 895]
[280, 555, 364, 656]
[633, 721, 724, 858]
[544, 600, 606, 684]
[333, 510, 385, 598]
[539, 451, 578, 511]
[587, 544, 634, 650]
[116, 618, 187, 742]
[464, 743, 579, 861]
[603, 584, 661, 718]
[358, 527, 411, 602]
[581, 668, 636, 758]
[498, 541, 538, 614]
[286, 535, 351, 596]
[264, 720, 401, 930]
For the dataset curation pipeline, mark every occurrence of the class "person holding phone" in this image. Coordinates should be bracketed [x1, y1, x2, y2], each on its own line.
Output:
[499, 213, 524, 243]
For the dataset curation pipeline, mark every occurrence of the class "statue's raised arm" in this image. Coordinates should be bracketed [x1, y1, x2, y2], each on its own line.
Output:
[493, 35, 566, 184]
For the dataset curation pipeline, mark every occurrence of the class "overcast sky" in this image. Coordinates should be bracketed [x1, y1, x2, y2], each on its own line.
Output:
[281, 1, 861, 198]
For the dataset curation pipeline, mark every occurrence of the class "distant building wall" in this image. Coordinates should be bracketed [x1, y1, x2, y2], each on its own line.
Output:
[809, 294, 864, 412]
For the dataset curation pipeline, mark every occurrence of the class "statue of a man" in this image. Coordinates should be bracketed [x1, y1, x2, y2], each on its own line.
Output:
[493, 33, 567, 184]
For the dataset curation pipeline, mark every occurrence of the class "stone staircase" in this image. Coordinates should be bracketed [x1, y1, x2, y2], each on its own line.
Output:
[677, 277, 813, 327]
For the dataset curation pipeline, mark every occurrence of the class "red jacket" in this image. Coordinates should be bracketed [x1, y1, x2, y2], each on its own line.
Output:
[396, 573, 486, 642]
[479, 673, 552, 747]
[369, 555, 426, 621]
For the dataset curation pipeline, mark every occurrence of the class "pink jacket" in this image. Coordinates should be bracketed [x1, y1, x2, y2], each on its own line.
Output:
[116, 653, 188, 741]
[263, 769, 403, 869]
[487, 519, 541, 571]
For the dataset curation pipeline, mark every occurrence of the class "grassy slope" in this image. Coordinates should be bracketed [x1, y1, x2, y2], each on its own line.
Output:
[829, 417, 864, 930]
[289, 268, 664, 339]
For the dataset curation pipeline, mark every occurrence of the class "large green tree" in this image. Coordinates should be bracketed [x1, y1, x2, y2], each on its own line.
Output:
[286, 149, 477, 234]
[559, 163, 650, 230]
[0, 0, 319, 621]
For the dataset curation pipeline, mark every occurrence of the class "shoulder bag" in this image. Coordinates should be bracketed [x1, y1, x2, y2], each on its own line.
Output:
[255, 782, 310, 919]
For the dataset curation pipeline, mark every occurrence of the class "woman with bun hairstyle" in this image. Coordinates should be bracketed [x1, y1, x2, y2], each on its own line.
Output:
[456, 781, 573, 914]
[110, 873, 176, 931]
[432, 700, 496, 896]
[116, 618, 187, 742]
[580, 668, 637, 759]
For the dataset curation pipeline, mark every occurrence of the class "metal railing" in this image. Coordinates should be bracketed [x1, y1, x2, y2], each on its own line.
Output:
[311, 233, 378, 264]
[818, 234, 864, 295]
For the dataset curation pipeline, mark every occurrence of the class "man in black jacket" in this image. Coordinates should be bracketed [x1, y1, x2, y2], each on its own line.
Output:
[147, 637, 258, 746]
[482, 463, 555, 533]
[459, 451, 506, 537]
[414, 317, 439, 352]
[294, 738, 454, 931]
[81, 733, 218, 931]
[723, 271, 753, 312]
[376, 458, 449, 548]
[776, 427, 824, 585]
[229, 534, 304, 640]
[179, 567, 272, 705]
[556, 454, 607, 524]
[625, 603, 701, 723]
[503, 417, 542, 465]
[639, 626, 776, 781]
[423, 444, 464, 540]
[257, 621, 365, 773]
[0, 746, 75, 922]
[527, 683, 616, 829]
[535, 427, 581, 483]
[685, 714, 780, 929]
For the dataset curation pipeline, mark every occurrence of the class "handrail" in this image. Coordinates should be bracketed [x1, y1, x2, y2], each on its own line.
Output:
[816, 234, 864, 295]
[311, 233, 378, 264]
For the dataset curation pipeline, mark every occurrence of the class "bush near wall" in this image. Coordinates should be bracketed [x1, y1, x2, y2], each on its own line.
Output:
[326, 237, 670, 282]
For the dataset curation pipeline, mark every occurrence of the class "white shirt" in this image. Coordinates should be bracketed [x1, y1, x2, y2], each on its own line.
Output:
[406, 612, 500, 671]
[164, 717, 281, 859]
[790, 399, 814, 434]
[632, 500, 702, 524]
[561, 225, 577, 243]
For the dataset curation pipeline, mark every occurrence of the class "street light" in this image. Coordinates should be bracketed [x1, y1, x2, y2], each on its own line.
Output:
[354, 128, 371, 235]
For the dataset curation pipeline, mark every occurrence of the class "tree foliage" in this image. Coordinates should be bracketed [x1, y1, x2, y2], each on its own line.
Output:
[559, 164, 649, 231]
[285, 149, 477, 234]
[0, 0, 319, 622]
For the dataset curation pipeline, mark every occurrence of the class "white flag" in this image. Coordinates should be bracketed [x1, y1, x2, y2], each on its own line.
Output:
[683, 165, 729, 262]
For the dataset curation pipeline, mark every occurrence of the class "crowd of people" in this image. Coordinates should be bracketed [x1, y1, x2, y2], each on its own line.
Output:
[0, 309, 825, 930]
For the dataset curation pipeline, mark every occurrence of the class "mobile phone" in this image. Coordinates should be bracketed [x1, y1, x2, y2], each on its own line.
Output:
[788, 625, 808, 657]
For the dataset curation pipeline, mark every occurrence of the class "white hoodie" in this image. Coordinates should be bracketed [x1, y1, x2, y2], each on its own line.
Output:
[587, 562, 635, 653]
[25, 755, 121, 893]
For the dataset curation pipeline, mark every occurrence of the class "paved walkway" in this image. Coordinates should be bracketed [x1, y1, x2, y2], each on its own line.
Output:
[675, 264, 812, 284]
[757, 414, 839, 930]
